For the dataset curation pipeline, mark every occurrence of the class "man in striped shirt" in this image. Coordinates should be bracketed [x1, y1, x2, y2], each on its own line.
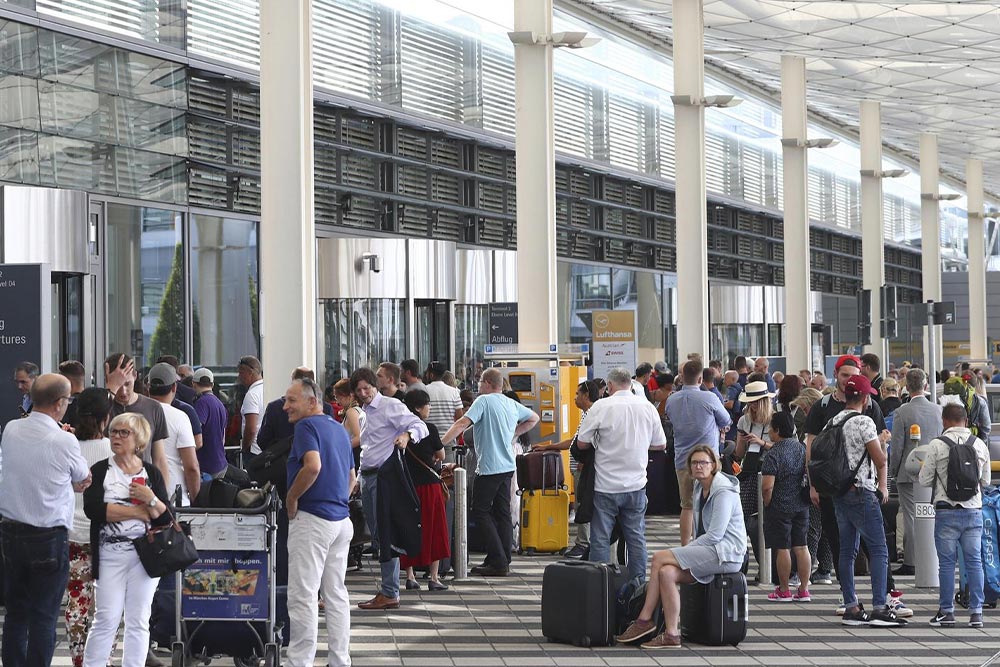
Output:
[424, 361, 463, 463]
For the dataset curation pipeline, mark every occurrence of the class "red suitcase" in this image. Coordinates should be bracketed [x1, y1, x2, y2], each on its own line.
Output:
[516, 450, 564, 491]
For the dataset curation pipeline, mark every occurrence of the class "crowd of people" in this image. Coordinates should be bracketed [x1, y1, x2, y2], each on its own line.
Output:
[0, 348, 995, 662]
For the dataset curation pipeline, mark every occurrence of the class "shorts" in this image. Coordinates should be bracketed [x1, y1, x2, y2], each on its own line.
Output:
[676, 468, 695, 510]
[764, 508, 809, 550]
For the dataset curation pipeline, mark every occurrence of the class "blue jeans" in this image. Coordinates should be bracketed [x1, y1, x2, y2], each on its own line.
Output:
[833, 488, 889, 609]
[935, 508, 984, 614]
[360, 471, 400, 599]
[588, 489, 648, 584]
[2, 522, 70, 667]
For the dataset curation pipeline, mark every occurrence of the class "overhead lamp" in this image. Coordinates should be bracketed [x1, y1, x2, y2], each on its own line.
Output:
[859, 168, 909, 178]
[360, 252, 381, 274]
[507, 30, 600, 48]
[781, 137, 839, 149]
[671, 94, 743, 108]
[921, 193, 962, 201]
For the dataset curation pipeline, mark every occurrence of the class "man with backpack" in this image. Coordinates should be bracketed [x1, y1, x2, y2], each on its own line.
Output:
[918, 403, 991, 628]
[811, 374, 905, 627]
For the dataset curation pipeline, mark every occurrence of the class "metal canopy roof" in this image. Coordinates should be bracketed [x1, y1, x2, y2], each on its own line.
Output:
[569, 0, 1000, 200]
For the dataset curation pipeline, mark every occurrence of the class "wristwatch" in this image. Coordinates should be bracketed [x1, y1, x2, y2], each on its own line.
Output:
[148, 496, 158, 508]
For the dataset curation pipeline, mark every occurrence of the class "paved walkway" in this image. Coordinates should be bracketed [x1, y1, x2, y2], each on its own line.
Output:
[12, 516, 1000, 666]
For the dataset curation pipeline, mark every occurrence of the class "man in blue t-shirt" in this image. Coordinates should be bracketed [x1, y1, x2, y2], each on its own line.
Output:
[442, 368, 539, 577]
[284, 377, 355, 667]
[191, 369, 229, 478]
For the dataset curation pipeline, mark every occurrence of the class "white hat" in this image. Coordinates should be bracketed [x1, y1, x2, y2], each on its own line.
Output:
[738, 380, 774, 404]
[192, 368, 215, 386]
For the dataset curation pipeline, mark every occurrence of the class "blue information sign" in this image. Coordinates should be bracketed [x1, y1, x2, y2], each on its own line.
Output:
[181, 551, 269, 620]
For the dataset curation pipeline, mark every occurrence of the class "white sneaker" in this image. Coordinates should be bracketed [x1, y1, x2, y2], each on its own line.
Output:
[888, 592, 913, 618]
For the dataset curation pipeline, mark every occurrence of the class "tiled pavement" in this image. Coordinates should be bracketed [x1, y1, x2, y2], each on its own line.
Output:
[11, 515, 1000, 666]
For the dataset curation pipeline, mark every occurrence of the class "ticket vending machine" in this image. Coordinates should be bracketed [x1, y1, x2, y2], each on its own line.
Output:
[484, 350, 588, 500]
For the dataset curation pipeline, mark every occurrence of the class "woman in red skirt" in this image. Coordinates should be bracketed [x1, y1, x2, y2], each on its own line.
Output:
[401, 389, 451, 591]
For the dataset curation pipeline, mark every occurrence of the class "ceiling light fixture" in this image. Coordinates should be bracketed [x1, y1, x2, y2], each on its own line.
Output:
[507, 30, 600, 49]
[671, 94, 743, 108]
[859, 168, 909, 178]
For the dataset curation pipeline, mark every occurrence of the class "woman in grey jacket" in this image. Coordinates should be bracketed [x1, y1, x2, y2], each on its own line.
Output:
[616, 444, 747, 649]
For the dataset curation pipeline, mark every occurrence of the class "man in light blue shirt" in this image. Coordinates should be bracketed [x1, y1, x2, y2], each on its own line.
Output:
[442, 368, 539, 576]
[665, 359, 731, 545]
[351, 367, 429, 611]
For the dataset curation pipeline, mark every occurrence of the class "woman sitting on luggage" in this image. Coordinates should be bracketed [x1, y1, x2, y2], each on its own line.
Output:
[400, 389, 451, 591]
[616, 444, 746, 649]
[82, 413, 171, 667]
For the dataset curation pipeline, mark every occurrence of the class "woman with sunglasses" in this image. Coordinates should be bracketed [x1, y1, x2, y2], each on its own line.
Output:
[82, 413, 171, 667]
[616, 444, 746, 649]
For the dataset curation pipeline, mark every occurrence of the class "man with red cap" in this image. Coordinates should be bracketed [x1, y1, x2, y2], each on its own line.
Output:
[804, 355, 909, 617]
[824, 374, 905, 627]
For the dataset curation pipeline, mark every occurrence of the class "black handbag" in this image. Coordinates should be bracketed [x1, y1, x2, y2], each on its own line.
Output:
[132, 506, 200, 578]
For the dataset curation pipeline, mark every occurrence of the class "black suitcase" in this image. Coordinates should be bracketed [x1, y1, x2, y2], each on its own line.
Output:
[542, 560, 621, 647]
[645, 449, 680, 515]
[679, 572, 748, 646]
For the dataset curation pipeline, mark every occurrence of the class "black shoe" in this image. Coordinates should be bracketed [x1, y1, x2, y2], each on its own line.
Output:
[145, 648, 164, 667]
[564, 544, 588, 560]
[970, 613, 984, 628]
[405, 579, 421, 590]
[470, 564, 509, 577]
[870, 607, 907, 627]
[428, 580, 449, 591]
[841, 604, 870, 627]
[892, 564, 915, 576]
[929, 609, 956, 627]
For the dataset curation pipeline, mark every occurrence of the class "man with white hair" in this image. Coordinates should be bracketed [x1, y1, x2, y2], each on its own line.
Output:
[754, 357, 777, 392]
[577, 368, 665, 583]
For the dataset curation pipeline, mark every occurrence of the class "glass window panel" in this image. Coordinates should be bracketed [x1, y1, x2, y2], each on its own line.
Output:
[0, 20, 39, 76]
[0, 74, 40, 130]
[0, 126, 39, 183]
[112, 50, 187, 108]
[114, 146, 186, 203]
[37, 80, 103, 141]
[38, 30, 111, 90]
[455, 304, 487, 390]
[37, 134, 105, 190]
[115, 97, 187, 155]
[191, 214, 259, 370]
[36, 0, 184, 50]
[320, 299, 405, 388]
[106, 204, 185, 367]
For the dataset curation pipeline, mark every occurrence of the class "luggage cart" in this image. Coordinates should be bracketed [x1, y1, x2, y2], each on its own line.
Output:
[171, 489, 282, 667]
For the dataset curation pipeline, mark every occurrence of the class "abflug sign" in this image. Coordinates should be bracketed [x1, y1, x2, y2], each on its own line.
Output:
[0, 264, 49, 428]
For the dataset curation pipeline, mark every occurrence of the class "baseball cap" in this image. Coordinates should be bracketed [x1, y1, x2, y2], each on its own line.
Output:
[835, 354, 862, 371]
[147, 362, 178, 388]
[192, 368, 215, 386]
[654, 361, 668, 374]
[844, 374, 877, 398]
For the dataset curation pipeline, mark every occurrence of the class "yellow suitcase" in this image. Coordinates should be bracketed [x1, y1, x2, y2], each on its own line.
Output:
[520, 488, 570, 555]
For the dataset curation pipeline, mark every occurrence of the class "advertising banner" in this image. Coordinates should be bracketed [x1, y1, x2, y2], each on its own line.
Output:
[181, 551, 269, 620]
[591, 310, 637, 380]
[0, 264, 51, 429]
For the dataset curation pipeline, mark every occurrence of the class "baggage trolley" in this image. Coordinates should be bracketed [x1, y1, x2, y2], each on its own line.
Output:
[171, 488, 283, 667]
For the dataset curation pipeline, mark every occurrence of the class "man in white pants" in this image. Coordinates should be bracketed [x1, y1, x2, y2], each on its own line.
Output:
[283, 377, 356, 667]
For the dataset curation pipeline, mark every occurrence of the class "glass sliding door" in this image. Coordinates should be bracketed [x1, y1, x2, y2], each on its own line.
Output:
[320, 298, 405, 389]
[414, 299, 450, 372]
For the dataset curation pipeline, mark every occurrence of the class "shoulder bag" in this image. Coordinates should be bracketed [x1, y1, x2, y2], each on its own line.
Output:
[132, 505, 200, 578]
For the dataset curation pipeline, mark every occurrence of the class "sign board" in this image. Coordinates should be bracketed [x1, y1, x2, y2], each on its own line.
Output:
[591, 310, 637, 380]
[0, 264, 51, 429]
[181, 550, 269, 620]
[915, 502, 936, 520]
[488, 302, 518, 345]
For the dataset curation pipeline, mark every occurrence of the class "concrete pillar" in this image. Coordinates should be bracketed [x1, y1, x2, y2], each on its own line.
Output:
[920, 134, 943, 369]
[860, 101, 885, 360]
[781, 55, 810, 372]
[672, 0, 709, 361]
[512, 0, 558, 351]
[967, 158, 987, 360]
[259, 0, 316, 397]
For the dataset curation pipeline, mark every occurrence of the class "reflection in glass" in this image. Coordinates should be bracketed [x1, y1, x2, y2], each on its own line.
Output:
[106, 204, 184, 367]
[191, 214, 259, 369]
[0, 127, 39, 183]
[455, 304, 487, 389]
[710, 325, 764, 369]
[0, 74, 39, 130]
[321, 299, 405, 389]
[0, 20, 39, 76]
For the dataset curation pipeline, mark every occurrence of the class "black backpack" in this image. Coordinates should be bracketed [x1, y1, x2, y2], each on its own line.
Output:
[939, 435, 981, 502]
[808, 412, 868, 498]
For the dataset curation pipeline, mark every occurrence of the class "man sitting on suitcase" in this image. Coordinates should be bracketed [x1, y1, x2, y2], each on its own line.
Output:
[576, 367, 665, 584]
[441, 368, 540, 576]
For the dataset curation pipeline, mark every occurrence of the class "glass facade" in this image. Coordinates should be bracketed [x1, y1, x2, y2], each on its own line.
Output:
[105, 203, 184, 367]
[455, 303, 486, 388]
[320, 298, 406, 388]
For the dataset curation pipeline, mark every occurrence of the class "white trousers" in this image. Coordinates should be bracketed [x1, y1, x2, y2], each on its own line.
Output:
[287, 511, 353, 667]
[82, 545, 159, 667]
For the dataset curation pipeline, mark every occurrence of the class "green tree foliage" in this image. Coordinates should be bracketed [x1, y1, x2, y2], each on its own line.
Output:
[148, 243, 185, 365]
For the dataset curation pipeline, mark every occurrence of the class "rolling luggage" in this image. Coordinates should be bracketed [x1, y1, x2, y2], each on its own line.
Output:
[679, 572, 748, 646]
[542, 560, 621, 647]
[645, 448, 680, 515]
[517, 450, 564, 491]
[520, 488, 570, 554]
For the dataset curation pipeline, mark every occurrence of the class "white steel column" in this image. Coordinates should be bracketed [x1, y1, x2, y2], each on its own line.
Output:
[672, 0, 709, 361]
[967, 158, 987, 359]
[259, 0, 316, 397]
[512, 0, 558, 351]
[920, 133, 943, 367]
[860, 101, 885, 359]
[781, 56, 810, 373]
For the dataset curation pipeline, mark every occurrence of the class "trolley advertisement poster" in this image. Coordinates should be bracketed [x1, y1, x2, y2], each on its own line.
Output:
[181, 551, 268, 620]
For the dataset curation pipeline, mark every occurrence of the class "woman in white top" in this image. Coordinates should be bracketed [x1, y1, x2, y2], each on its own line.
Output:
[734, 380, 775, 569]
[65, 388, 115, 667]
[82, 413, 171, 667]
